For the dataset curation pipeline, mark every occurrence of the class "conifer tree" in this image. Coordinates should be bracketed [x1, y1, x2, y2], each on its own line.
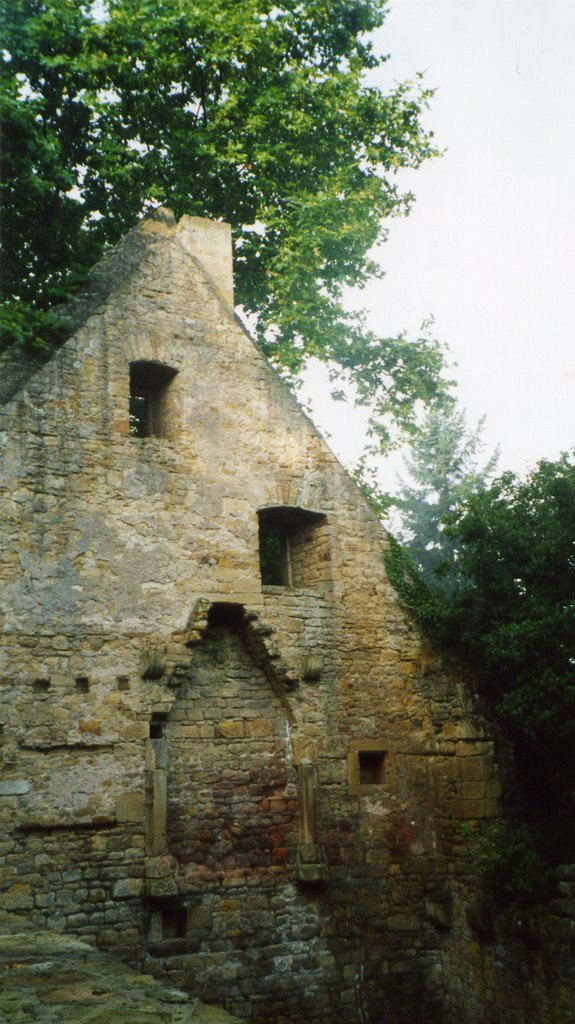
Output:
[394, 404, 499, 587]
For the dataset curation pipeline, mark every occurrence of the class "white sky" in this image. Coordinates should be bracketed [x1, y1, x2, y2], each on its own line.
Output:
[302, 0, 575, 481]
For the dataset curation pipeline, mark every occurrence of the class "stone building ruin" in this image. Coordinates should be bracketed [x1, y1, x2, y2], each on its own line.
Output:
[1, 209, 573, 1023]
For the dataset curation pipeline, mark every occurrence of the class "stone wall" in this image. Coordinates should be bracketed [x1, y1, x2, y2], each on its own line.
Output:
[0, 910, 242, 1022]
[1, 210, 573, 1022]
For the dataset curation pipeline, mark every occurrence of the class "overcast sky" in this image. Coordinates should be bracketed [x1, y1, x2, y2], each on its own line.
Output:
[303, 0, 575, 480]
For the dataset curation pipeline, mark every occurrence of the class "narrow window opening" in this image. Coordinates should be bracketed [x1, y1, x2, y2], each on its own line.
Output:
[33, 678, 51, 692]
[358, 750, 386, 786]
[259, 524, 290, 586]
[129, 361, 177, 438]
[75, 676, 90, 693]
[150, 712, 168, 739]
[257, 506, 326, 588]
[129, 392, 149, 438]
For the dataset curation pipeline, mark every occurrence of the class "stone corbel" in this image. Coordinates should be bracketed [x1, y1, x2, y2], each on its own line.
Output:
[301, 652, 324, 682]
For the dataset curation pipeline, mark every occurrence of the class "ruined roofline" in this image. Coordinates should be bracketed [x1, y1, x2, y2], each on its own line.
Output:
[58, 208, 235, 337]
[0, 207, 387, 534]
[0, 208, 234, 406]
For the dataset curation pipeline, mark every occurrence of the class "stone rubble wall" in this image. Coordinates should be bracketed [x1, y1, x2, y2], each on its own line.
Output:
[0, 910, 242, 1023]
[1, 211, 573, 1023]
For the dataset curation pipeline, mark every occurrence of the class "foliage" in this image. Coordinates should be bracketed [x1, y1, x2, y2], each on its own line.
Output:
[351, 455, 392, 520]
[469, 822, 555, 911]
[393, 402, 499, 588]
[383, 533, 437, 629]
[1, 0, 450, 442]
[0, 301, 69, 352]
[258, 526, 284, 587]
[388, 452, 575, 861]
[440, 455, 575, 740]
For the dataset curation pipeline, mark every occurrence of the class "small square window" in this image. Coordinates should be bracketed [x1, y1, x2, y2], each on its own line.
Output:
[161, 904, 187, 940]
[358, 750, 386, 785]
[348, 740, 391, 794]
[148, 903, 190, 957]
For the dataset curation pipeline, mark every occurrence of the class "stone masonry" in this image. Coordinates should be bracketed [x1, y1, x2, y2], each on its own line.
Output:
[0, 909, 242, 1023]
[1, 209, 573, 1023]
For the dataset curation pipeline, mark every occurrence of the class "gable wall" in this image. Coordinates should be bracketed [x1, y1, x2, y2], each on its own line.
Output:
[3, 215, 566, 1023]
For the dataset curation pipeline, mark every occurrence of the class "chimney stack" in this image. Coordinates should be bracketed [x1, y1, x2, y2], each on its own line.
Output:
[177, 216, 234, 307]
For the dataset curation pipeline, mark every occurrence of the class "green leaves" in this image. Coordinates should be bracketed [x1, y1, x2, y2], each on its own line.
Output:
[470, 822, 555, 911]
[0, 300, 69, 352]
[1, 0, 447, 442]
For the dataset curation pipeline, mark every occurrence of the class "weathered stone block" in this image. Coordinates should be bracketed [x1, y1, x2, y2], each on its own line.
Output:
[144, 855, 177, 879]
[112, 878, 144, 900]
[115, 793, 144, 822]
[425, 898, 452, 932]
[245, 718, 273, 737]
[145, 877, 179, 899]
[0, 780, 30, 796]
[2, 884, 34, 910]
[457, 781, 489, 800]
[188, 905, 213, 934]
[386, 915, 421, 933]
[456, 740, 494, 757]
[217, 720, 245, 739]
[449, 756, 493, 782]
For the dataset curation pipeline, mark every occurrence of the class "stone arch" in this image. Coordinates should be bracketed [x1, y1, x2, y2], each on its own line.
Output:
[164, 600, 298, 880]
[182, 598, 299, 700]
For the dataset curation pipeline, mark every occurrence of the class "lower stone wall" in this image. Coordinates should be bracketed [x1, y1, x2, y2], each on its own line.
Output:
[0, 910, 242, 1024]
[4, 820, 574, 1023]
[149, 621, 452, 1023]
[2, 619, 574, 1022]
[0, 824, 453, 1023]
[421, 858, 575, 1024]
[0, 824, 148, 961]
[143, 875, 451, 1024]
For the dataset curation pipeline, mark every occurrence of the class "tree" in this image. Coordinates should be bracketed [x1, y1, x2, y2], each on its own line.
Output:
[0, 0, 450, 444]
[394, 403, 499, 588]
[387, 452, 575, 861]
